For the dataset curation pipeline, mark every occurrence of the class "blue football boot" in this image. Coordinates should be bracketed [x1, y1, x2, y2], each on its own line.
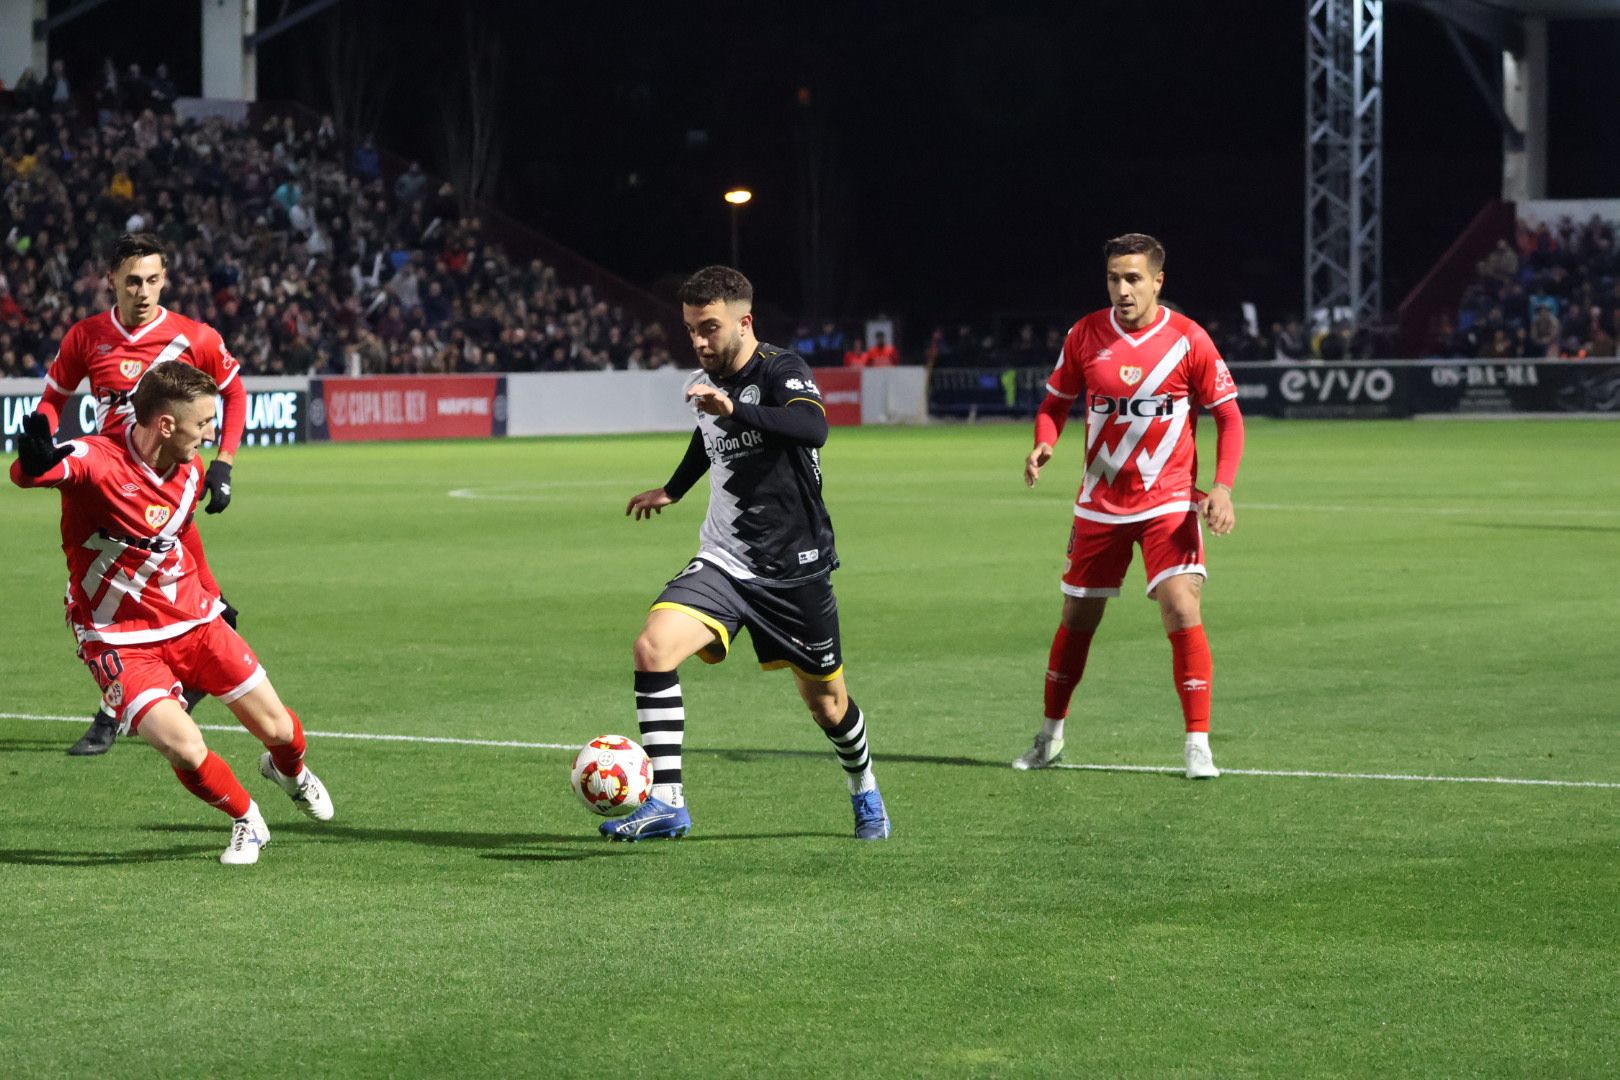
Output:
[600, 796, 692, 841]
[852, 788, 891, 840]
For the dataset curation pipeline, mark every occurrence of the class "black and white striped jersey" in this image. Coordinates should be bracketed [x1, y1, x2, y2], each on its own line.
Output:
[673, 343, 839, 586]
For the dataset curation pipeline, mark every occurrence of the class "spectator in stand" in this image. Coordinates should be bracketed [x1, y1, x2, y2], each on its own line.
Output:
[49, 61, 72, 112]
[353, 136, 381, 182]
[148, 65, 177, 114]
[863, 330, 898, 366]
[842, 336, 867, 367]
[814, 321, 845, 366]
[121, 64, 149, 113]
[394, 161, 428, 208]
[1529, 303, 1560, 357]
[1273, 319, 1307, 362]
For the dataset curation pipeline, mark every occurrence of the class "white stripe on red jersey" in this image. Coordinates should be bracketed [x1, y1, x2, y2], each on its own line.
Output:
[41, 431, 224, 644]
[1047, 306, 1238, 523]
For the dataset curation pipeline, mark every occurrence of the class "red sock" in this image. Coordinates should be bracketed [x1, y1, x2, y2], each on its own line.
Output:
[1044, 625, 1095, 720]
[267, 708, 306, 779]
[1169, 625, 1213, 733]
[174, 751, 252, 818]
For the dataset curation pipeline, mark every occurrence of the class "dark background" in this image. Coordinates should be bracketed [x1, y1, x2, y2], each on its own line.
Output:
[41, 0, 1620, 333]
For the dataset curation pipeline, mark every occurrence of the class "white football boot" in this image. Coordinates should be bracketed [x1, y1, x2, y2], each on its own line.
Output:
[220, 801, 272, 865]
[259, 753, 335, 821]
[1184, 736, 1221, 779]
[1012, 731, 1065, 771]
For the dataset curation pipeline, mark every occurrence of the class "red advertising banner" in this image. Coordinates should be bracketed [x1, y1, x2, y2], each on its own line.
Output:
[811, 368, 862, 426]
[309, 376, 507, 442]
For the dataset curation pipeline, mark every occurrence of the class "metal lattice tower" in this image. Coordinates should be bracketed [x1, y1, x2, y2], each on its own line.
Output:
[1305, 0, 1383, 327]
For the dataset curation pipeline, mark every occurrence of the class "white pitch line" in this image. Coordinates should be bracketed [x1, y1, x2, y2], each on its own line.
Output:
[0, 712, 578, 752]
[1239, 502, 1620, 518]
[5, 711, 1618, 790]
[1053, 761, 1620, 789]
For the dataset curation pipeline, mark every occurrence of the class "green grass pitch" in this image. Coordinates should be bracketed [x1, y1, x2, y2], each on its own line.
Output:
[1, 420, 1616, 1078]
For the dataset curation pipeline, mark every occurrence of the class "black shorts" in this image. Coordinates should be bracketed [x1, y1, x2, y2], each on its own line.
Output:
[652, 559, 843, 680]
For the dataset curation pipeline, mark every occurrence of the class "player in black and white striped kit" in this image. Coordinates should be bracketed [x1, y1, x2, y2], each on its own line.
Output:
[606, 265, 890, 841]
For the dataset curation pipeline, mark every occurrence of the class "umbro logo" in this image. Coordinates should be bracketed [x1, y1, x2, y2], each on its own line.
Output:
[96, 344, 113, 354]
[1181, 678, 1209, 692]
[121, 483, 140, 495]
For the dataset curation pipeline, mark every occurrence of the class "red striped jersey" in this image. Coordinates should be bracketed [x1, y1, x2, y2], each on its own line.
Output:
[16, 431, 223, 645]
[40, 307, 244, 453]
[1046, 306, 1237, 523]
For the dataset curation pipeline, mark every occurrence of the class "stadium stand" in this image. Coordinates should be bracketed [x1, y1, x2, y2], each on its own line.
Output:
[1431, 213, 1620, 360]
[0, 82, 676, 378]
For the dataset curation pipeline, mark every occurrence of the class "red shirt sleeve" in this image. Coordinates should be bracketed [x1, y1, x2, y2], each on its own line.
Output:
[1210, 399, 1244, 489]
[9, 439, 91, 489]
[1035, 323, 1086, 446]
[1186, 322, 1238, 408]
[194, 325, 246, 455]
[37, 323, 87, 429]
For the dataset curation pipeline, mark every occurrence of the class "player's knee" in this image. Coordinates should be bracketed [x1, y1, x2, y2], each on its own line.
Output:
[632, 631, 673, 672]
[159, 735, 208, 770]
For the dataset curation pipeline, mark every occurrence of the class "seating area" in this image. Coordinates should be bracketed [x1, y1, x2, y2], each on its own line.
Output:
[1, 95, 672, 378]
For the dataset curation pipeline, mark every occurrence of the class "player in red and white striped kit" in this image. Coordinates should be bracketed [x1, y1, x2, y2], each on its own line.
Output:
[12, 363, 331, 865]
[29, 233, 246, 757]
[1017, 234, 1246, 779]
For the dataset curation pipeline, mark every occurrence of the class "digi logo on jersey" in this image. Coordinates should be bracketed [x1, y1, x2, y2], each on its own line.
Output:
[1089, 393, 1177, 418]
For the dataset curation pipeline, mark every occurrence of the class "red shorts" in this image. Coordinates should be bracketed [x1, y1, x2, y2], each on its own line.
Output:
[1062, 509, 1206, 599]
[77, 617, 266, 734]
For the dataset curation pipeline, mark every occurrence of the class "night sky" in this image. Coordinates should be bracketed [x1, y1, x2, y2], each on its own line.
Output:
[42, 0, 1620, 336]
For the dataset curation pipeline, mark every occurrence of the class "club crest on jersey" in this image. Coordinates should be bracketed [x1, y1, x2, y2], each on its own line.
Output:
[1119, 365, 1143, 386]
[119, 359, 143, 379]
[738, 385, 761, 405]
[144, 504, 172, 529]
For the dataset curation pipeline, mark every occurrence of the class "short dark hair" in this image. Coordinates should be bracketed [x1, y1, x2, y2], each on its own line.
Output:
[677, 265, 753, 307]
[132, 362, 216, 424]
[1104, 233, 1165, 273]
[109, 232, 167, 270]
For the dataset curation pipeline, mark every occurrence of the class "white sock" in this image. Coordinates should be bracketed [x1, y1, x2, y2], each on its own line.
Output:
[651, 782, 685, 808]
[847, 765, 877, 795]
[1041, 717, 1065, 741]
[1186, 731, 1210, 751]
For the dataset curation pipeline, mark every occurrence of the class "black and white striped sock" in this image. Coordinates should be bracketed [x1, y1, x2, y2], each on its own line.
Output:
[823, 697, 876, 794]
[635, 670, 686, 807]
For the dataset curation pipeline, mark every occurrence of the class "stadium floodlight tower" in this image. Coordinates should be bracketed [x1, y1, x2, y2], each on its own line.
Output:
[1305, 0, 1384, 332]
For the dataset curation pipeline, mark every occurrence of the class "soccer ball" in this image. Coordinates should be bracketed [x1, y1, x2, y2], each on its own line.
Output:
[570, 735, 653, 817]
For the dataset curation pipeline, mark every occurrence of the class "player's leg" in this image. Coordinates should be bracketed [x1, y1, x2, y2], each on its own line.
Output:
[745, 576, 888, 839]
[1144, 512, 1218, 779]
[132, 694, 270, 865]
[792, 670, 890, 840]
[227, 681, 335, 822]
[1015, 517, 1131, 770]
[604, 561, 741, 841]
[67, 707, 120, 757]
[67, 608, 119, 757]
[176, 521, 239, 717]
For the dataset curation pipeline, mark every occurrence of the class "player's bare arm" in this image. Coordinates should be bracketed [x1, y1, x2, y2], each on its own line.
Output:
[686, 384, 735, 417]
[627, 488, 675, 520]
[1202, 483, 1235, 535]
[1025, 442, 1054, 488]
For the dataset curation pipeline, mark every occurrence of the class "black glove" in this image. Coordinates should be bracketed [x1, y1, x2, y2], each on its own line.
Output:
[220, 599, 240, 629]
[204, 459, 233, 514]
[16, 413, 70, 478]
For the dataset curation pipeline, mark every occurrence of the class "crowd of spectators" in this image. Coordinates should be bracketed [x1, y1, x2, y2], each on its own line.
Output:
[1427, 215, 1620, 360]
[1, 63, 671, 379]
